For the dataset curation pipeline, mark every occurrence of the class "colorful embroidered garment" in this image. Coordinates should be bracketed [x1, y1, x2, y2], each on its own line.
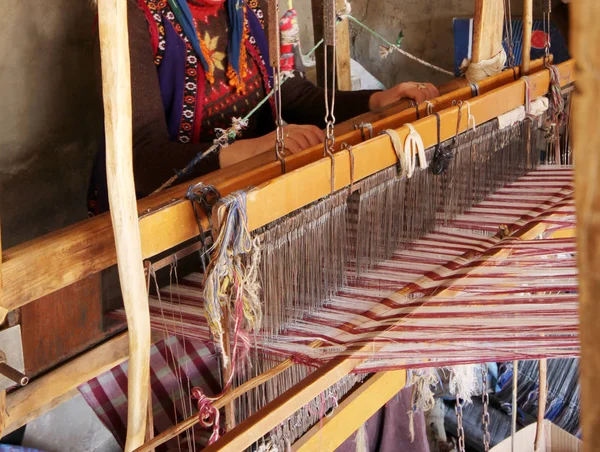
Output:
[136, 0, 273, 144]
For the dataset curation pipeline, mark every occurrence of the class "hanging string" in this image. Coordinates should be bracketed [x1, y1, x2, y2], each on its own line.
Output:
[153, 39, 324, 194]
[341, 14, 454, 76]
[503, 0, 516, 68]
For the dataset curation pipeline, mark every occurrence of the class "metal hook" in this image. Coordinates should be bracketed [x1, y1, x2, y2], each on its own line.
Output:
[353, 122, 373, 141]
[341, 142, 355, 194]
[469, 82, 480, 98]
[325, 145, 336, 194]
[410, 100, 420, 120]
[276, 149, 287, 174]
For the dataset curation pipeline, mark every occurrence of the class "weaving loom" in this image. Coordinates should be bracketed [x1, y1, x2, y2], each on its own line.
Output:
[1, 0, 596, 451]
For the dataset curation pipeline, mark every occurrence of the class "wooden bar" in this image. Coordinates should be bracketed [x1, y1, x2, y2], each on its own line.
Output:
[0, 217, 6, 326]
[98, 0, 150, 449]
[571, 0, 600, 449]
[521, 0, 533, 74]
[0, 390, 5, 438]
[472, 0, 505, 63]
[244, 61, 574, 231]
[2, 332, 132, 436]
[0, 58, 555, 314]
[335, 0, 352, 91]
[292, 370, 407, 452]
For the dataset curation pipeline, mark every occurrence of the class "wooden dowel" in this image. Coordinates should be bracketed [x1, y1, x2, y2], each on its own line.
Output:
[134, 350, 305, 452]
[97, 0, 151, 450]
[571, 0, 600, 450]
[472, 0, 505, 64]
[221, 310, 236, 432]
[0, 57, 552, 314]
[534, 359, 547, 451]
[521, 0, 533, 75]
[511, 360, 519, 452]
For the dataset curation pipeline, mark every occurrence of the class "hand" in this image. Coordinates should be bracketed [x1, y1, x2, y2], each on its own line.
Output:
[369, 82, 439, 110]
[218, 124, 325, 168]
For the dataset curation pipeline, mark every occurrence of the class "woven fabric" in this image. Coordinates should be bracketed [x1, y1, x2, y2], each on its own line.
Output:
[78, 336, 221, 450]
[140, 167, 578, 371]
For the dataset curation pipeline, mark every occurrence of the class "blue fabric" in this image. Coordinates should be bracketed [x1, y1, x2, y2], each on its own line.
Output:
[159, 20, 189, 141]
[168, 0, 209, 72]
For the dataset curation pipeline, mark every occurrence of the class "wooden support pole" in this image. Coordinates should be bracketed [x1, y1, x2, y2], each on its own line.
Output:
[97, 0, 151, 450]
[335, 0, 352, 91]
[521, 0, 533, 75]
[292, 370, 406, 452]
[472, 0, 505, 63]
[534, 359, 547, 451]
[0, 218, 6, 326]
[571, 0, 600, 450]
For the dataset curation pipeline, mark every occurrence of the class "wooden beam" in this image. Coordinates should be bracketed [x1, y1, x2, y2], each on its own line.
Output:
[521, 0, 533, 74]
[292, 370, 406, 452]
[335, 0, 352, 91]
[97, 0, 150, 449]
[0, 390, 5, 439]
[571, 0, 600, 449]
[0, 217, 6, 326]
[0, 58, 552, 314]
[472, 0, 505, 63]
[244, 61, 574, 231]
[2, 332, 130, 436]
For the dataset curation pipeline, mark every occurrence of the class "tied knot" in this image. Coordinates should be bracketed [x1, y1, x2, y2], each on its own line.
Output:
[191, 387, 221, 444]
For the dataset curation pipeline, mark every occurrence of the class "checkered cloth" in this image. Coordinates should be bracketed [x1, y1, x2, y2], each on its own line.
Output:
[79, 336, 221, 451]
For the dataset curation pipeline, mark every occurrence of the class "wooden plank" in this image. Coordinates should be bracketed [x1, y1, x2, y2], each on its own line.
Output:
[571, 0, 600, 450]
[0, 390, 5, 438]
[472, 0, 505, 63]
[0, 58, 554, 314]
[521, 0, 533, 74]
[203, 354, 367, 452]
[0, 217, 6, 326]
[20, 273, 107, 378]
[335, 0, 352, 91]
[2, 332, 130, 436]
[292, 370, 407, 452]
[244, 61, 575, 231]
[98, 0, 150, 449]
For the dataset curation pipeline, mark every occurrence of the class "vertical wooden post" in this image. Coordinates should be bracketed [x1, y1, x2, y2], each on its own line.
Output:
[572, 0, 600, 450]
[222, 310, 236, 432]
[97, 1, 151, 451]
[472, 0, 505, 63]
[335, 0, 352, 91]
[0, 219, 7, 327]
[521, 0, 533, 74]
[312, 0, 352, 90]
[0, 389, 6, 439]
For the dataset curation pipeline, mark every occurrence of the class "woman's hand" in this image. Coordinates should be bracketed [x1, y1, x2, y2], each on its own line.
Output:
[369, 82, 439, 111]
[218, 124, 325, 168]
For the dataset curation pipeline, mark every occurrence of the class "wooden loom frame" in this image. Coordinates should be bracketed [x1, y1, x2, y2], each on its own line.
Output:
[0, 0, 586, 451]
[0, 46, 551, 444]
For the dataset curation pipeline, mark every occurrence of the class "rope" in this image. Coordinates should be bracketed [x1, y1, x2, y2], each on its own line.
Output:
[342, 14, 454, 76]
[460, 49, 507, 84]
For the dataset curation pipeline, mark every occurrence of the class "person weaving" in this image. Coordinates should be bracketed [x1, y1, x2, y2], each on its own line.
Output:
[88, 0, 438, 214]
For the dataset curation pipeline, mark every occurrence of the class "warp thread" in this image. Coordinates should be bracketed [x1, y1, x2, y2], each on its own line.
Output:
[407, 368, 439, 442]
[460, 49, 507, 84]
[448, 365, 479, 404]
[203, 191, 261, 366]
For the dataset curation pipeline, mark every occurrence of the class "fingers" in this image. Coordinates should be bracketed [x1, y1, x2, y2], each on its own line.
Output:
[397, 82, 439, 104]
[283, 125, 325, 154]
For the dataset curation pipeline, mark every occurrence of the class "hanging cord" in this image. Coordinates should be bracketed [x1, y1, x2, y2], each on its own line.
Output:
[482, 365, 491, 452]
[405, 124, 427, 171]
[380, 129, 411, 178]
[503, 0, 516, 68]
[431, 112, 451, 175]
[340, 14, 454, 76]
[511, 360, 519, 452]
[353, 122, 373, 141]
[153, 39, 324, 194]
[186, 183, 221, 272]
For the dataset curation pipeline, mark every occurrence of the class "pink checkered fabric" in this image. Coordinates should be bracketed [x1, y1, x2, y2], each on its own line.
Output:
[79, 336, 221, 450]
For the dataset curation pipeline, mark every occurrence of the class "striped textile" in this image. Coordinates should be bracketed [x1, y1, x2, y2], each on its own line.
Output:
[78, 336, 221, 451]
[141, 167, 578, 371]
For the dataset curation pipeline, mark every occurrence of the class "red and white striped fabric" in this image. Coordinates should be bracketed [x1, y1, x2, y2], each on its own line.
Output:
[79, 336, 221, 450]
[143, 167, 578, 371]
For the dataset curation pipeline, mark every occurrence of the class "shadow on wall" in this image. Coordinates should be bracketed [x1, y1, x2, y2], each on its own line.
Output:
[0, 1, 102, 248]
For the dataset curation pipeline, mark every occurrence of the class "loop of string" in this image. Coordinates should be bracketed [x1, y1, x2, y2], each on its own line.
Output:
[405, 123, 428, 171]
[380, 129, 410, 178]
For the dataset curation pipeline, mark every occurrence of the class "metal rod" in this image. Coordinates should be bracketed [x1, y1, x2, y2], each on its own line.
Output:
[0, 363, 29, 387]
